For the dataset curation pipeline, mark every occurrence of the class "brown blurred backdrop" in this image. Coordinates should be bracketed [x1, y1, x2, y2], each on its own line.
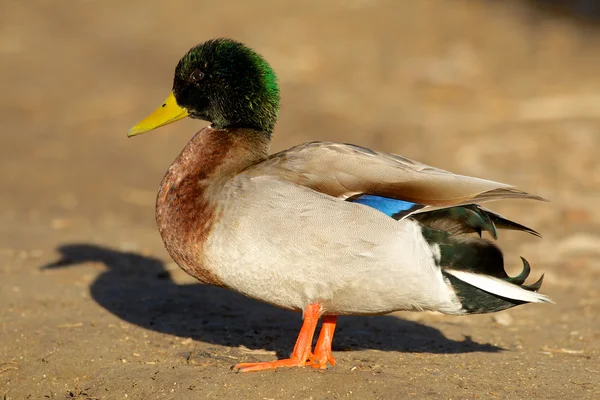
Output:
[1, 1, 599, 399]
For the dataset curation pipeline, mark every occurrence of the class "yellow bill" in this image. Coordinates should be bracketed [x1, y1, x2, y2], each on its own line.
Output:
[128, 92, 189, 137]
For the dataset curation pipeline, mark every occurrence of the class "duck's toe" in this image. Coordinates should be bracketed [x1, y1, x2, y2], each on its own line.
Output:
[307, 350, 336, 369]
[233, 357, 308, 373]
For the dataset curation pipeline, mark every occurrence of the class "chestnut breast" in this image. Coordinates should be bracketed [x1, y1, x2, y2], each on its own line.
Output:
[155, 126, 269, 286]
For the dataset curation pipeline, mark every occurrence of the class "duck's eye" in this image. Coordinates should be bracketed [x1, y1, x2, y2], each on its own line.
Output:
[190, 70, 205, 83]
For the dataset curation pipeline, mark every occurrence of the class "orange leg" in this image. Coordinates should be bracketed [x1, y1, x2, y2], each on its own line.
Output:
[308, 315, 337, 369]
[234, 304, 321, 373]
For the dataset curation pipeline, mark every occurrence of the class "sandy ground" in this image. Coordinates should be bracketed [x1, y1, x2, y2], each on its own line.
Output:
[1, 1, 600, 399]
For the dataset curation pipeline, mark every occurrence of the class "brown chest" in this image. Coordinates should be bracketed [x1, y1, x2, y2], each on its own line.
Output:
[155, 173, 224, 286]
[152, 126, 269, 287]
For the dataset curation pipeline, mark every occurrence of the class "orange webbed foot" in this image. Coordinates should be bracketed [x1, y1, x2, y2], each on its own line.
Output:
[232, 307, 339, 373]
[233, 304, 322, 373]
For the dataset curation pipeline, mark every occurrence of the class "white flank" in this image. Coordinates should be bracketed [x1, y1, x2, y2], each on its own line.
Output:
[444, 270, 554, 304]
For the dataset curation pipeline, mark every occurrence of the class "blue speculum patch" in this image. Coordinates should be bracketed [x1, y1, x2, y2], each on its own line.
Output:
[349, 194, 423, 219]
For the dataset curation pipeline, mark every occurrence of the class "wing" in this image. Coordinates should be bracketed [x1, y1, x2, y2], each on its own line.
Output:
[247, 142, 546, 208]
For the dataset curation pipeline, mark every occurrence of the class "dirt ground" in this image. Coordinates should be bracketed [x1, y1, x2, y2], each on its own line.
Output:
[1, 1, 600, 399]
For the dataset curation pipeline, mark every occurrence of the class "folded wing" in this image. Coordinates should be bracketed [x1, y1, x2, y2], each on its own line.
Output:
[249, 142, 545, 207]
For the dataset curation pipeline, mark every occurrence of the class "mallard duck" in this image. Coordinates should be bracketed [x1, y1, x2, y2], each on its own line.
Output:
[128, 38, 552, 372]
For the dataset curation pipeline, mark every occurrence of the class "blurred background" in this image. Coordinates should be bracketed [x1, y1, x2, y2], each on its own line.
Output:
[1, 1, 599, 399]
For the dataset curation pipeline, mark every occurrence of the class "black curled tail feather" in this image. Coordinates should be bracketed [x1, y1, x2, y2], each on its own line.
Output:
[507, 257, 544, 290]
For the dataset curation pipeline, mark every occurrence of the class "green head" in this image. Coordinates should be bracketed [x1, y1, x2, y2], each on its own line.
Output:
[128, 38, 280, 136]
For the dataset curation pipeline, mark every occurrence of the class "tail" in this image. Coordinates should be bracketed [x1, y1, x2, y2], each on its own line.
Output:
[413, 205, 553, 314]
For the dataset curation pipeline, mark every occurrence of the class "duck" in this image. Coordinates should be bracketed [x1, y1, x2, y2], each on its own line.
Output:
[128, 38, 552, 373]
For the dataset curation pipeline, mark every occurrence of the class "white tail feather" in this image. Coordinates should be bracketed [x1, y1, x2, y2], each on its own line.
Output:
[445, 270, 553, 304]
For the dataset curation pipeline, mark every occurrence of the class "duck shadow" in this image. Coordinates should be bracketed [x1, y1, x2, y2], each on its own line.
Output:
[41, 243, 502, 358]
